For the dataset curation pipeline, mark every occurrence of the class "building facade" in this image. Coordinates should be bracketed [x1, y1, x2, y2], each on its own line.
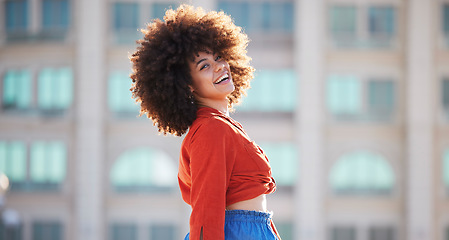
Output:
[0, 0, 449, 240]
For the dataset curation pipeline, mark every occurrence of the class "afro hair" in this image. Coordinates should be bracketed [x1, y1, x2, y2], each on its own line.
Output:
[130, 4, 254, 136]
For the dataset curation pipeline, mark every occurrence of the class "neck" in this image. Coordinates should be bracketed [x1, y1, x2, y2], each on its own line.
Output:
[197, 99, 229, 116]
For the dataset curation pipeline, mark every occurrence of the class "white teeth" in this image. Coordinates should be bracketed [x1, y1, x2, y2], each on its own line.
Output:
[214, 74, 228, 84]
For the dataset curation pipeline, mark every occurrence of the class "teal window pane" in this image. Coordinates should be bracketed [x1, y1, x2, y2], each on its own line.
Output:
[38, 69, 54, 109]
[238, 69, 297, 112]
[368, 80, 395, 118]
[0, 142, 7, 173]
[2, 70, 32, 110]
[327, 75, 362, 116]
[247, 2, 266, 31]
[5, 0, 28, 31]
[268, 2, 294, 32]
[48, 142, 66, 183]
[443, 4, 449, 34]
[37, 68, 73, 110]
[368, 6, 396, 36]
[3, 71, 18, 108]
[282, 2, 294, 32]
[42, 0, 70, 29]
[219, 1, 293, 33]
[256, 71, 274, 110]
[218, 2, 249, 31]
[331, 226, 356, 240]
[444, 149, 449, 187]
[369, 226, 395, 240]
[8, 142, 27, 182]
[32, 221, 63, 240]
[30, 142, 47, 182]
[150, 224, 176, 240]
[110, 148, 177, 192]
[277, 70, 297, 111]
[0, 221, 22, 240]
[110, 223, 137, 240]
[113, 2, 140, 44]
[114, 3, 139, 30]
[108, 71, 139, 114]
[18, 70, 32, 109]
[259, 142, 298, 186]
[276, 222, 293, 240]
[152, 3, 178, 21]
[443, 79, 449, 110]
[330, 6, 356, 36]
[55, 68, 73, 109]
[30, 141, 66, 184]
[330, 150, 394, 195]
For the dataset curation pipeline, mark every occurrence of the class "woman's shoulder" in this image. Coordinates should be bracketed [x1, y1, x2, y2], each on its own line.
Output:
[190, 114, 236, 136]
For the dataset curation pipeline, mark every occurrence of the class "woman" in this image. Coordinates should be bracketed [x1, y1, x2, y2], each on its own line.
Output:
[130, 4, 281, 240]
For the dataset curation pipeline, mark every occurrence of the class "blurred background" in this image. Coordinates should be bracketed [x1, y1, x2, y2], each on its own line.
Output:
[0, 0, 448, 240]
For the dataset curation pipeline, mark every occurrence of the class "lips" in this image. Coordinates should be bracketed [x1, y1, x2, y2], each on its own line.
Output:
[214, 73, 230, 84]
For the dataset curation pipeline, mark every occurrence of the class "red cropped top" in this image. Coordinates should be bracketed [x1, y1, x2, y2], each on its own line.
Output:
[178, 107, 276, 240]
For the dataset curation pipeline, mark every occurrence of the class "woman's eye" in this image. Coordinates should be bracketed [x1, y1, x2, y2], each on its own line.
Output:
[200, 64, 209, 70]
[215, 55, 222, 61]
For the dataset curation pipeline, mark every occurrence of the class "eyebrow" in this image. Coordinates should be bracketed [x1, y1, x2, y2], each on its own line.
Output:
[195, 58, 207, 67]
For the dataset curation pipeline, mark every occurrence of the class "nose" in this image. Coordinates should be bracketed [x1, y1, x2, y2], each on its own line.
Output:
[214, 62, 225, 72]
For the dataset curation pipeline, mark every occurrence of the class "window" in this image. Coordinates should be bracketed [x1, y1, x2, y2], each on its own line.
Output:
[369, 226, 395, 240]
[37, 68, 73, 112]
[152, 3, 178, 21]
[368, 80, 395, 117]
[109, 223, 137, 240]
[218, 1, 294, 33]
[150, 224, 176, 240]
[329, 5, 357, 47]
[259, 142, 298, 187]
[0, 140, 66, 191]
[443, 78, 449, 118]
[41, 0, 70, 40]
[444, 149, 449, 192]
[0, 141, 27, 185]
[113, 2, 140, 44]
[32, 222, 63, 240]
[443, 4, 449, 46]
[0, 220, 22, 240]
[275, 221, 293, 240]
[2, 70, 32, 111]
[5, 0, 28, 40]
[326, 75, 396, 121]
[368, 6, 396, 48]
[327, 74, 362, 117]
[329, 5, 397, 49]
[446, 226, 449, 240]
[330, 226, 356, 240]
[110, 148, 177, 192]
[330, 150, 395, 195]
[237, 69, 297, 112]
[2, 68, 73, 114]
[30, 141, 67, 190]
[108, 71, 139, 115]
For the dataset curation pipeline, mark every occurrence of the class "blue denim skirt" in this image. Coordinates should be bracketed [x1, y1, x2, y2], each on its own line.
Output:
[184, 210, 280, 240]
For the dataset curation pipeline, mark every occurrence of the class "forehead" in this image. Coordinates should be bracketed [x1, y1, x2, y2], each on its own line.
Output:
[190, 48, 213, 60]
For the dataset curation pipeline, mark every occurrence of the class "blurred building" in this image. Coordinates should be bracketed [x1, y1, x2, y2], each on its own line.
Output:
[0, 0, 448, 240]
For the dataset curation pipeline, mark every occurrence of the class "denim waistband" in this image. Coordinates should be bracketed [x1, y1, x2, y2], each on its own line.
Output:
[225, 210, 273, 224]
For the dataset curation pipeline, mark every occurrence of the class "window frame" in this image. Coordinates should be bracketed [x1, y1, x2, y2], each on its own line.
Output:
[328, 2, 399, 49]
[326, 74, 397, 122]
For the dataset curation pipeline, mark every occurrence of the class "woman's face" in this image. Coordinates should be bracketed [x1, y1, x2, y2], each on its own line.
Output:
[188, 51, 234, 104]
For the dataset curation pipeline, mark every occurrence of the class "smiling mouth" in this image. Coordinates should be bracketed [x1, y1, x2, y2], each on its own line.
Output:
[214, 73, 229, 84]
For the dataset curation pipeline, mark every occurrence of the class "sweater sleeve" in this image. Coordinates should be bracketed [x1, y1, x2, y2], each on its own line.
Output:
[187, 118, 236, 240]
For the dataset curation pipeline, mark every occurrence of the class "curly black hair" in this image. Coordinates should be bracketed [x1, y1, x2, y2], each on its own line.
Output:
[130, 4, 254, 136]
